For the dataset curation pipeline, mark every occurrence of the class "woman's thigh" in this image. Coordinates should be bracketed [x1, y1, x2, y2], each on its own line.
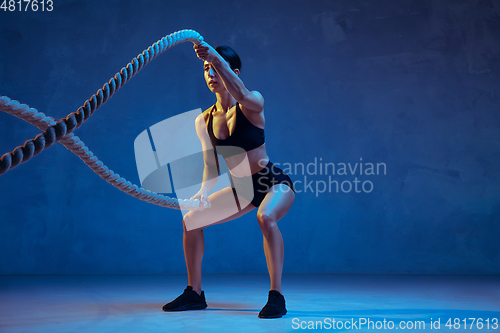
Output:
[183, 187, 256, 231]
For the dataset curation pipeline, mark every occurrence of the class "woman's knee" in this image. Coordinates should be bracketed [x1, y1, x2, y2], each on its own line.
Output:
[183, 211, 200, 232]
[183, 210, 193, 224]
[257, 211, 278, 233]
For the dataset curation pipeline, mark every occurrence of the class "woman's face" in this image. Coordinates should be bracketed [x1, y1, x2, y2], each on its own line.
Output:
[204, 61, 222, 93]
[203, 60, 239, 93]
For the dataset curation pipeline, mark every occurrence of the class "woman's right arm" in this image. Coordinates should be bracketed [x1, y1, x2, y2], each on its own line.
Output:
[190, 113, 218, 204]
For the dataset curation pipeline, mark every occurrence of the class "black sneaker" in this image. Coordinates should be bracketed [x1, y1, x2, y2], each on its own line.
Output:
[162, 286, 207, 311]
[258, 290, 287, 318]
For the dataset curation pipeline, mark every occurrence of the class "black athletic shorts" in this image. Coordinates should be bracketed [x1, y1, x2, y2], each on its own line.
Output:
[230, 161, 295, 207]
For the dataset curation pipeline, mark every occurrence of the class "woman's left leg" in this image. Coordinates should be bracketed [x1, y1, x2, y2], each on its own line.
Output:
[256, 184, 295, 293]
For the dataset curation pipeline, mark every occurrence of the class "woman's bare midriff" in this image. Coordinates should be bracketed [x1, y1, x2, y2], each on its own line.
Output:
[225, 144, 269, 177]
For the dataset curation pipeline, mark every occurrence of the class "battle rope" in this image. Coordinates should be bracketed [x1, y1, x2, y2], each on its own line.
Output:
[0, 29, 208, 211]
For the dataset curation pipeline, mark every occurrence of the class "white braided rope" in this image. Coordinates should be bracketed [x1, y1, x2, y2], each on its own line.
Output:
[0, 29, 211, 211]
[0, 96, 209, 210]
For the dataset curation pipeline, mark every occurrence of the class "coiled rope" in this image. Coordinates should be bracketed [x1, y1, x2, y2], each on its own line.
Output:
[0, 29, 207, 210]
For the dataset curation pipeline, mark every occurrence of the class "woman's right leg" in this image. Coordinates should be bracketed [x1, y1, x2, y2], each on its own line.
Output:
[183, 223, 204, 294]
[182, 187, 255, 295]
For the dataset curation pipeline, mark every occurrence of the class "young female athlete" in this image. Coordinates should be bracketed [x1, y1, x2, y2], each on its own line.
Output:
[162, 41, 295, 319]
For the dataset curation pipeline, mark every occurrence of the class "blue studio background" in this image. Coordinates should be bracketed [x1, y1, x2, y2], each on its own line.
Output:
[0, 0, 499, 275]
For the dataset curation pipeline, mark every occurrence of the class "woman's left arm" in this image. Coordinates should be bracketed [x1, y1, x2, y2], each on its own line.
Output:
[195, 42, 264, 112]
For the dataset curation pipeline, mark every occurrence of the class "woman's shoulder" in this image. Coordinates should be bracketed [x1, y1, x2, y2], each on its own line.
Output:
[238, 91, 264, 114]
[203, 105, 214, 115]
[195, 105, 215, 127]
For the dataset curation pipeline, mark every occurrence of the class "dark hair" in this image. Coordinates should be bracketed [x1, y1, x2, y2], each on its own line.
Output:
[215, 45, 241, 71]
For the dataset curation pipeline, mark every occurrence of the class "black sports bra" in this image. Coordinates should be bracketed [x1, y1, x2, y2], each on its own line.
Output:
[207, 103, 265, 155]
